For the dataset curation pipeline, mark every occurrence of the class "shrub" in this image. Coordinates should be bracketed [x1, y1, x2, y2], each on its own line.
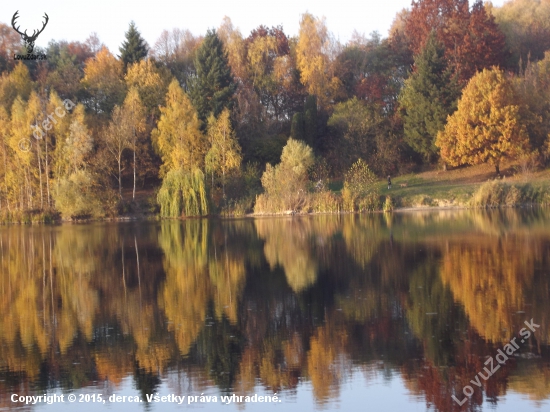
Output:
[311, 191, 341, 213]
[470, 181, 526, 207]
[221, 196, 255, 216]
[53, 170, 103, 220]
[505, 185, 523, 206]
[343, 159, 379, 212]
[383, 196, 394, 212]
[256, 138, 315, 213]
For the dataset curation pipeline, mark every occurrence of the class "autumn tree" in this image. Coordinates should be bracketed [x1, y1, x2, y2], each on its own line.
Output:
[64, 117, 94, 175]
[436, 67, 529, 174]
[45, 39, 96, 101]
[231, 24, 305, 164]
[336, 31, 411, 112]
[514, 51, 550, 157]
[296, 13, 342, 107]
[49, 94, 83, 179]
[120, 88, 147, 200]
[342, 159, 379, 212]
[125, 59, 171, 119]
[27, 92, 47, 209]
[244, 25, 300, 121]
[7, 96, 38, 210]
[327, 97, 398, 174]
[490, 0, 550, 71]
[0, 106, 10, 212]
[400, 32, 459, 162]
[405, 0, 470, 59]
[405, 0, 506, 84]
[218, 16, 248, 82]
[102, 90, 147, 200]
[0, 62, 33, 113]
[150, 28, 202, 90]
[189, 29, 236, 125]
[119, 21, 149, 69]
[255, 138, 314, 213]
[152, 79, 206, 176]
[205, 108, 242, 201]
[103, 105, 131, 199]
[456, 0, 507, 81]
[0, 23, 23, 72]
[81, 47, 126, 120]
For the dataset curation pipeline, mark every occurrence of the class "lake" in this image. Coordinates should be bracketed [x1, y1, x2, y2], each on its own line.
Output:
[1, 209, 549, 411]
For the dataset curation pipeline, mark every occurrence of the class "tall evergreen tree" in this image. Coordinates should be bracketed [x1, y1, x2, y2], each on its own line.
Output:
[289, 95, 318, 148]
[303, 95, 318, 148]
[189, 29, 236, 125]
[290, 112, 305, 142]
[119, 21, 149, 69]
[399, 32, 459, 163]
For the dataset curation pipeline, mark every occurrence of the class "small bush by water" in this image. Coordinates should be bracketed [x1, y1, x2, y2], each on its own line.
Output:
[470, 181, 548, 207]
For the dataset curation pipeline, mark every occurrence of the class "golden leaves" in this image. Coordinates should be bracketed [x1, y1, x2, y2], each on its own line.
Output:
[152, 80, 206, 176]
[436, 67, 529, 171]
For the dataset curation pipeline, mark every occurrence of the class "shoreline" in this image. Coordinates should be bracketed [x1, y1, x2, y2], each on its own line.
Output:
[9, 203, 544, 225]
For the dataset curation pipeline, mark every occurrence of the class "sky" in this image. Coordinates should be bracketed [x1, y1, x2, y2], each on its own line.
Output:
[2, 0, 508, 54]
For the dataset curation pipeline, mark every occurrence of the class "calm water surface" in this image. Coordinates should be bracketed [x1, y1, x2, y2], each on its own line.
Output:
[1, 209, 549, 411]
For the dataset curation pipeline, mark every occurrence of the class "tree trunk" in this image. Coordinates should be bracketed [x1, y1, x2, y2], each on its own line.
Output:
[132, 146, 136, 201]
[222, 125, 226, 205]
[45, 132, 50, 208]
[2, 142, 10, 212]
[132, 127, 136, 201]
[118, 157, 123, 200]
[36, 139, 43, 209]
[495, 163, 500, 176]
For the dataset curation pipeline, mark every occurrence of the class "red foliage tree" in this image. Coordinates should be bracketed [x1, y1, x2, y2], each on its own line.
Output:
[405, 0, 506, 84]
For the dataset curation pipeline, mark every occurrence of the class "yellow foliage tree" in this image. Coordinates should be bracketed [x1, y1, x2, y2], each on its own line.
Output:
[436, 67, 529, 174]
[296, 13, 341, 107]
[152, 79, 206, 176]
[125, 59, 170, 117]
[81, 47, 126, 118]
[0, 62, 32, 112]
[205, 108, 242, 200]
[217, 16, 248, 81]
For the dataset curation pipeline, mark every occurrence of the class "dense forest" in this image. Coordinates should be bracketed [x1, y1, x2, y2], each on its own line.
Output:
[1, 0, 550, 220]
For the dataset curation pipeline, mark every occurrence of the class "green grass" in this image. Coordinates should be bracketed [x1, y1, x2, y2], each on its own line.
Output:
[370, 162, 550, 209]
[378, 174, 476, 208]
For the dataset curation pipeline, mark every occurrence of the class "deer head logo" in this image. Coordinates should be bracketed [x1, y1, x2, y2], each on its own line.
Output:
[11, 11, 49, 54]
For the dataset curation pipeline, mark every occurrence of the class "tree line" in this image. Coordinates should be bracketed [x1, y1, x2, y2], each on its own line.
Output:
[1, 0, 550, 219]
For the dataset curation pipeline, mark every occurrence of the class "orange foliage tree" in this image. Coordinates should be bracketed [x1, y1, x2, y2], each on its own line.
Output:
[436, 67, 529, 174]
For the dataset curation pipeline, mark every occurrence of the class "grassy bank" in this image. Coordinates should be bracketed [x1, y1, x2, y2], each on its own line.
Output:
[3, 161, 549, 223]
[376, 162, 550, 209]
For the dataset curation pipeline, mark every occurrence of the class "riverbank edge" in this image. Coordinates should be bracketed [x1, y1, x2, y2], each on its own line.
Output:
[5, 202, 548, 225]
[2, 177, 549, 224]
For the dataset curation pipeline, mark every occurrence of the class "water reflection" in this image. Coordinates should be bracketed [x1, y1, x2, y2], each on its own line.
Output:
[0, 209, 549, 411]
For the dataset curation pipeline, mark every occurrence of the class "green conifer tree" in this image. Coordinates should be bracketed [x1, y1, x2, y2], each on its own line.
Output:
[399, 31, 459, 163]
[290, 112, 305, 142]
[119, 21, 149, 69]
[303, 95, 318, 148]
[189, 29, 236, 125]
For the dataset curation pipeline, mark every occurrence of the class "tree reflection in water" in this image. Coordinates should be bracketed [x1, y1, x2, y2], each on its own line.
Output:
[0, 209, 549, 410]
